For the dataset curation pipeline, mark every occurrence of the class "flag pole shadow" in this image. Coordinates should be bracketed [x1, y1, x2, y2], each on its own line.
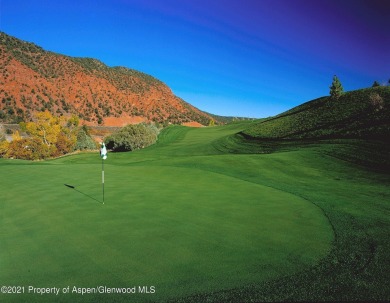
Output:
[64, 184, 103, 204]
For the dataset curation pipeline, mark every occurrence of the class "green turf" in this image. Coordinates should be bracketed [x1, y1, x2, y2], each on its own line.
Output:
[1, 123, 389, 302]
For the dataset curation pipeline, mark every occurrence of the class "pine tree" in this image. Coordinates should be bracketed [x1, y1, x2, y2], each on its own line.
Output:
[329, 75, 344, 100]
[372, 80, 381, 87]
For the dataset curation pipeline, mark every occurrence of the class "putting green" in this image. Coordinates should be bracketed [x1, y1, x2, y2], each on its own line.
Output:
[1, 161, 333, 302]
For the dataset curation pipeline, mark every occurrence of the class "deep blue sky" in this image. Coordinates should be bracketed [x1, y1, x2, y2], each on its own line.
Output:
[1, 0, 389, 117]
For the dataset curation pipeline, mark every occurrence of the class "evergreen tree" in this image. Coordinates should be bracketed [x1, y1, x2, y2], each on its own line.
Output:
[372, 80, 381, 87]
[329, 75, 344, 100]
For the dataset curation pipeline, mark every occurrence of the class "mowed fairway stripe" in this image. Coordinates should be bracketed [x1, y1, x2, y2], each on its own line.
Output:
[0, 162, 333, 302]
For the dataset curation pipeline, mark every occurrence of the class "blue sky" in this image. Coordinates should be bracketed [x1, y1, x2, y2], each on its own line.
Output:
[1, 0, 389, 117]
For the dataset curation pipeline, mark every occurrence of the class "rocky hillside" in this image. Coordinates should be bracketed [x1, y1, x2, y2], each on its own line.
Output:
[0, 32, 215, 126]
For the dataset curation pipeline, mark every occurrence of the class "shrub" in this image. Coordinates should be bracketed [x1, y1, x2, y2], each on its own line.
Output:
[0, 124, 5, 141]
[370, 93, 384, 112]
[55, 132, 76, 155]
[105, 123, 158, 152]
[74, 127, 97, 150]
[5, 138, 53, 160]
[0, 140, 9, 157]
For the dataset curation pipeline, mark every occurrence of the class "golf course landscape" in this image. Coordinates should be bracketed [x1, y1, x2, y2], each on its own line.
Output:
[1, 87, 390, 303]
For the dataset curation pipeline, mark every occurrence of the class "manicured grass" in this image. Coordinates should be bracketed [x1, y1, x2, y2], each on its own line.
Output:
[1, 123, 389, 302]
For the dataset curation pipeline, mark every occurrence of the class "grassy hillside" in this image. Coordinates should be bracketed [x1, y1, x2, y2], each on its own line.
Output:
[217, 87, 390, 170]
[243, 86, 389, 140]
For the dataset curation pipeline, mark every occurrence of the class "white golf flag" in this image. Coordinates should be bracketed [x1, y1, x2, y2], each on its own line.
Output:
[100, 142, 107, 160]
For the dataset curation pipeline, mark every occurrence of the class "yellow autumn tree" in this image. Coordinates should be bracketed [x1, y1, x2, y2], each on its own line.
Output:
[12, 130, 22, 141]
[23, 111, 63, 146]
[14, 111, 79, 159]
[0, 140, 9, 157]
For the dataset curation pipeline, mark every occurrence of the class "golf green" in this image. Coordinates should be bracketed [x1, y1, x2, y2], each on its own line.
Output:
[1, 158, 333, 302]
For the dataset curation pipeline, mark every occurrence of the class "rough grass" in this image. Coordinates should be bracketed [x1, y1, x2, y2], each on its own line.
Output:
[1, 122, 389, 302]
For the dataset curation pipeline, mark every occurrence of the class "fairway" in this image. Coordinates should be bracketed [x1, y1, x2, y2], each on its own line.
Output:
[1, 123, 389, 302]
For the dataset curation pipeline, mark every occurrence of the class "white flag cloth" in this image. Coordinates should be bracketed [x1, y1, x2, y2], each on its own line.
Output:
[100, 143, 107, 160]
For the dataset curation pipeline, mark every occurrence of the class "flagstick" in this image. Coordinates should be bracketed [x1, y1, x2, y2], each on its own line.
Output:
[100, 142, 107, 204]
[102, 157, 105, 204]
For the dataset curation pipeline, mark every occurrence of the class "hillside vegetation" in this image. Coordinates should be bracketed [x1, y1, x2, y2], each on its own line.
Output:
[243, 86, 389, 140]
[0, 32, 215, 126]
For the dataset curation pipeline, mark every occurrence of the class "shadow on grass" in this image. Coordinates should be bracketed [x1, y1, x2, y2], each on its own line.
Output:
[64, 184, 102, 204]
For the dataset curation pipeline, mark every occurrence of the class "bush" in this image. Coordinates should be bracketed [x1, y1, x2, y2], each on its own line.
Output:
[0, 140, 9, 157]
[55, 133, 76, 155]
[0, 124, 5, 141]
[5, 138, 54, 160]
[74, 127, 97, 150]
[370, 93, 384, 112]
[105, 123, 158, 152]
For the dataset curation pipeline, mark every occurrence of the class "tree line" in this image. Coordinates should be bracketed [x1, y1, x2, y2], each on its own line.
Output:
[0, 111, 160, 160]
[0, 111, 96, 160]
